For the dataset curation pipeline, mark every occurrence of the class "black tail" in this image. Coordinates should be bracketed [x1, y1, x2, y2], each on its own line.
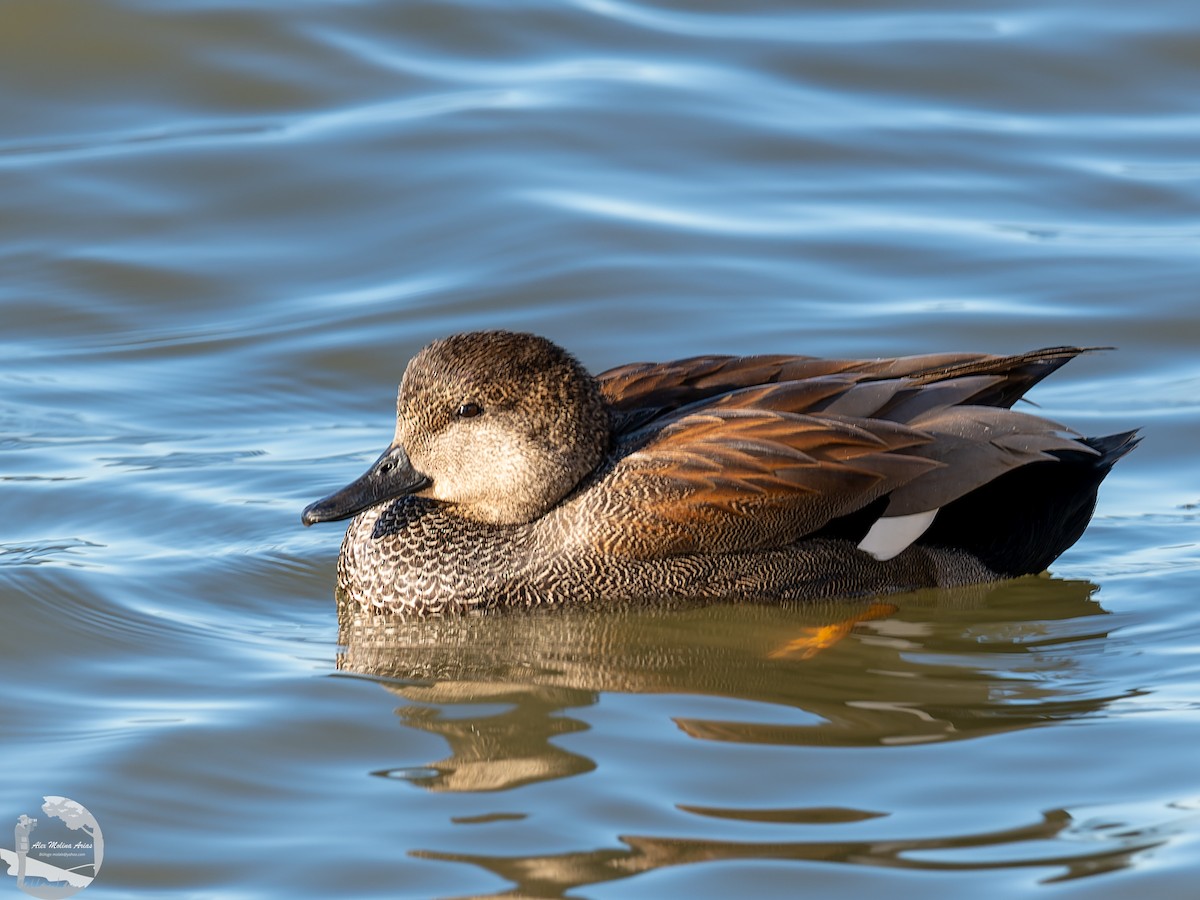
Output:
[919, 430, 1140, 577]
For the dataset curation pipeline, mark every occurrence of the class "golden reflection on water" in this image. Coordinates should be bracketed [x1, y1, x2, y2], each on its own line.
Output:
[338, 577, 1130, 765]
[330, 578, 1157, 893]
[411, 807, 1168, 898]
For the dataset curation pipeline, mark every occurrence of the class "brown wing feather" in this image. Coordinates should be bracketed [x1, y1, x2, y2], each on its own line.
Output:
[691, 374, 1006, 422]
[579, 410, 941, 558]
[597, 347, 1092, 436]
[584, 346, 1102, 557]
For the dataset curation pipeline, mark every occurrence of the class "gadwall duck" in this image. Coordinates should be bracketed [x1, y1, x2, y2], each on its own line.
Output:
[303, 331, 1137, 615]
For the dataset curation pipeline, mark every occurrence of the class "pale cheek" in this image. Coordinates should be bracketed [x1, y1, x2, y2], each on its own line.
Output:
[423, 425, 539, 504]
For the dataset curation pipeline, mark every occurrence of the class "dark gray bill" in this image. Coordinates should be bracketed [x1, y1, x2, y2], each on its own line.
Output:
[301, 444, 430, 526]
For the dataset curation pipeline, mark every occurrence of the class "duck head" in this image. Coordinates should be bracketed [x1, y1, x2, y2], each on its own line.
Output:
[302, 331, 610, 527]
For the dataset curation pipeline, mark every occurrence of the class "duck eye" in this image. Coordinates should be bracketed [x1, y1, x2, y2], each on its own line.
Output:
[457, 402, 483, 418]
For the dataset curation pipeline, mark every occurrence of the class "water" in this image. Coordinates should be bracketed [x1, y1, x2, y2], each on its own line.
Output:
[3, 0, 1199, 896]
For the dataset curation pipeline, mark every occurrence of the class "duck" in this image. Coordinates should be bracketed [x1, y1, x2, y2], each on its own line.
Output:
[302, 330, 1137, 615]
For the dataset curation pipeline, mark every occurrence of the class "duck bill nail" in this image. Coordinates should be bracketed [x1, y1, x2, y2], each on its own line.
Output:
[301, 445, 430, 526]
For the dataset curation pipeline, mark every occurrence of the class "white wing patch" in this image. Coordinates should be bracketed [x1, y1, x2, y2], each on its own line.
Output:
[857, 508, 939, 561]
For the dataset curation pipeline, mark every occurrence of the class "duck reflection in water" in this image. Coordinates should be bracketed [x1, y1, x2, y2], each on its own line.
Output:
[336, 578, 1149, 895]
[338, 577, 1133, 784]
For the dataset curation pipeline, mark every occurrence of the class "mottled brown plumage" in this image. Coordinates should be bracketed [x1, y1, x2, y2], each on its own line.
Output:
[302, 332, 1137, 615]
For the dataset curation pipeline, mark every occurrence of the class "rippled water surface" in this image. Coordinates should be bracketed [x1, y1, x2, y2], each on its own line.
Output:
[3, 1, 1199, 897]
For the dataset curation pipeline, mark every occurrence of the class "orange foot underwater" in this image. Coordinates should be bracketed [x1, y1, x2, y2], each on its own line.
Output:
[769, 602, 900, 659]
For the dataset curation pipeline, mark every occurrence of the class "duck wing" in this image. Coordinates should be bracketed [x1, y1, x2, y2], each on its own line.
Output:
[579, 407, 940, 558]
[579, 347, 1103, 560]
[598, 346, 1092, 435]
